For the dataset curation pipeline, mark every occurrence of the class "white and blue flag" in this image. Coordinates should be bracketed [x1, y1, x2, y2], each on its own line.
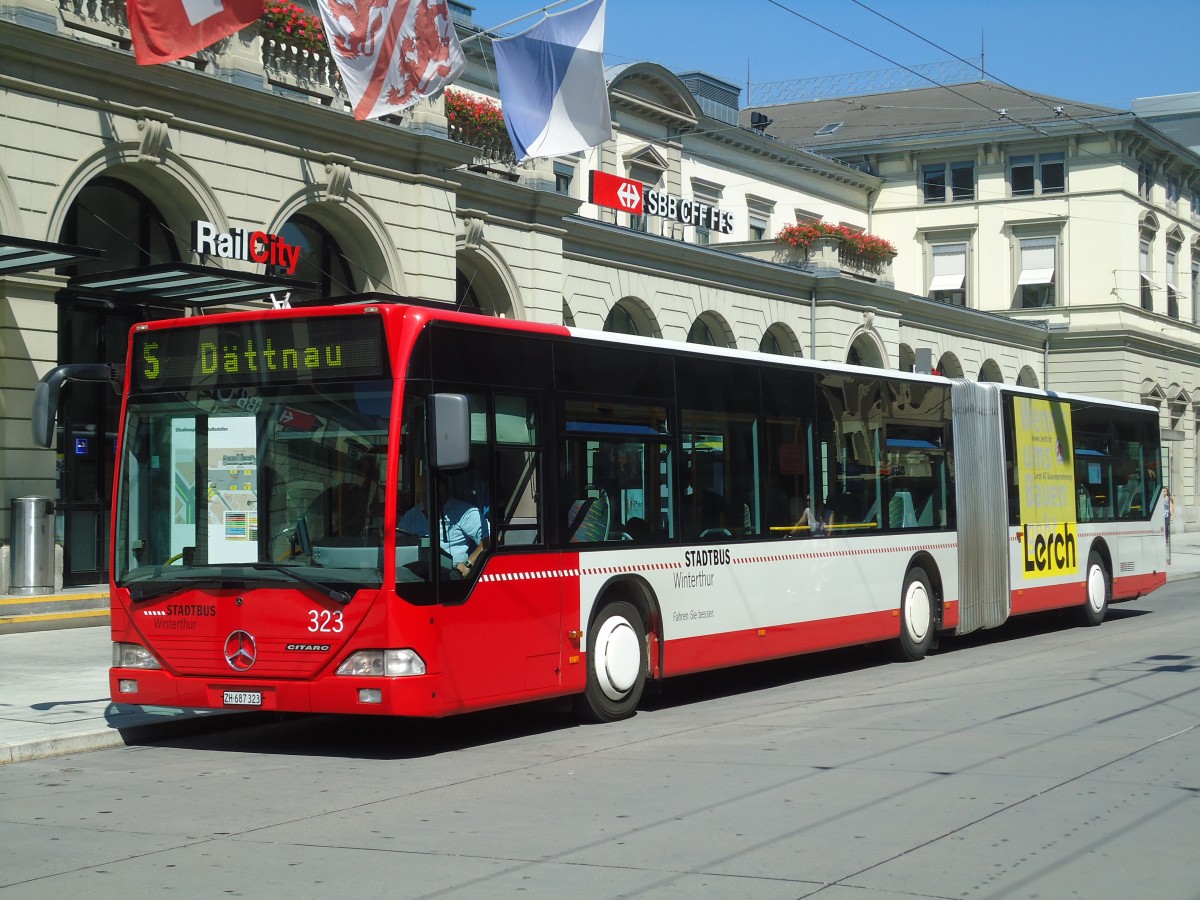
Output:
[493, 0, 613, 163]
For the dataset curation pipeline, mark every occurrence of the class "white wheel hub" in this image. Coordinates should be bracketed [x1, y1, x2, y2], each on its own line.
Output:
[594, 616, 640, 701]
[1087, 564, 1106, 613]
[904, 582, 931, 642]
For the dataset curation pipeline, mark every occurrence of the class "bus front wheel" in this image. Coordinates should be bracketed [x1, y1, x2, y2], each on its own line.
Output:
[576, 600, 647, 723]
[1076, 550, 1110, 627]
[895, 566, 935, 662]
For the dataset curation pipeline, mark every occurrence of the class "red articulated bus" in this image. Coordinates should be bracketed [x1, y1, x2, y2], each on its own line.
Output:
[33, 297, 1167, 721]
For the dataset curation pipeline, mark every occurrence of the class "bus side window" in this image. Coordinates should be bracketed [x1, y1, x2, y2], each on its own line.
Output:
[677, 356, 761, 542]
[493, 394, 542, 547]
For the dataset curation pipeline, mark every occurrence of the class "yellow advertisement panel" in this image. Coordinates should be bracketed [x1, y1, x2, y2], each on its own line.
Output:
[1013, 397, 1078, 579]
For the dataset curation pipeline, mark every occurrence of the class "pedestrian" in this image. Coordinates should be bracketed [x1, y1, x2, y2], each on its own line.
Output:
[1164, 487, 1173, 562]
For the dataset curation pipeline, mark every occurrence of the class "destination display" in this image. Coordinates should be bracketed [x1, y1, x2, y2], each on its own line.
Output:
[133, 315, 388, 391]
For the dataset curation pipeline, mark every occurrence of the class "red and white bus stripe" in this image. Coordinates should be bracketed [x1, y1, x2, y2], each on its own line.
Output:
[477, 542, 957, 583]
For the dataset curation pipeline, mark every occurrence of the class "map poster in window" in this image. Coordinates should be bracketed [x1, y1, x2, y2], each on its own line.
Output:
[206, 415, 258, 563]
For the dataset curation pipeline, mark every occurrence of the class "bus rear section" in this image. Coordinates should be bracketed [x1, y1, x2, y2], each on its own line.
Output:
[953, 382, 1166, 637]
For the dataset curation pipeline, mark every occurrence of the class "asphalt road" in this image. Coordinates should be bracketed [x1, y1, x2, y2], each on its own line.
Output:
[2, 581, 1198, 899]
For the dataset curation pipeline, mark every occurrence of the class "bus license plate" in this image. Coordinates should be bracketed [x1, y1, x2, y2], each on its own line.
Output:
[223, 691, 262, 707]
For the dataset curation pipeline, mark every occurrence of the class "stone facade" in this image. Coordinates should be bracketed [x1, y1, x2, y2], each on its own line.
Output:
[0, 3, 1051, 583]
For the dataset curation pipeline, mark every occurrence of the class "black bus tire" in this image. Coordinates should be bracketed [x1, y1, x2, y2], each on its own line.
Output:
[1076, 550, 1110, 627]
[576, 600, 647, 723]
[895, 566, 935, 662]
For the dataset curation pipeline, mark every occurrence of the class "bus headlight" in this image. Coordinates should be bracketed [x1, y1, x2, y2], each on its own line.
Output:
[336, 649, 426, 677]
[113, 642, 162, 669]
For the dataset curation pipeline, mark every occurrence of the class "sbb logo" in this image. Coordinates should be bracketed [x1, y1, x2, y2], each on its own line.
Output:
[589, 171, 643, 214]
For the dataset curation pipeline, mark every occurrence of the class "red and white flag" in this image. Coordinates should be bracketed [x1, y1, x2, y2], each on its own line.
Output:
[127, 0, 263, 65]
[316, 0, 465, 121]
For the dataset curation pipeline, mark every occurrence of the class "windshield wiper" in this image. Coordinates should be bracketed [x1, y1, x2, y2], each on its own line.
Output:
[126, 576, 240, 603]
[245, 563, 353, 604]
[123, 564, 352, 604]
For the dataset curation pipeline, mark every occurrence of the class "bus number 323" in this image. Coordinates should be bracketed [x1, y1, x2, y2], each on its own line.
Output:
[309, 610, 344, 633]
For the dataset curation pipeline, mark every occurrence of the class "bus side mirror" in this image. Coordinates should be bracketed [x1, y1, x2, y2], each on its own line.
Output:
[32, 377, 59, 449]
[429, 393, 470, 470]
[32, 363, 122, 449]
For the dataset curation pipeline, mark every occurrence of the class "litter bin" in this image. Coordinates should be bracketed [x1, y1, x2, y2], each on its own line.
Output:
[11, 496, 55, 596]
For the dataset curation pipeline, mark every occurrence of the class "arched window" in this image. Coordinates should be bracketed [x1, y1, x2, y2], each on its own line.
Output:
[978, 359, 1004, 383]
[60, 176, 179, 276]
[759, 329, 785, 355]
[1016, 366, 1040, 388]
[759, 325, 798, 357]
[456, 269, 484, 312]
[687, 316, 718, 346]
[937, 353, 964, 378]
[276, 214, 355, 302]
[847, 334, 883, 368]
[604, 304, 640, 336]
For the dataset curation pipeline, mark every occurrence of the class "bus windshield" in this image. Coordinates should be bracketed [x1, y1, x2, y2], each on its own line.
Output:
[115, 379, 392, 599]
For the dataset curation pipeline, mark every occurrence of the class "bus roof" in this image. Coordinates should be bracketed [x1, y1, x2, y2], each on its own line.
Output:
[136, 298, 1155, 416]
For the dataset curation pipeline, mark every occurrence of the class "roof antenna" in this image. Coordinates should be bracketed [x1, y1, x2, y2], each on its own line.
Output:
[980, 30, 985, 81]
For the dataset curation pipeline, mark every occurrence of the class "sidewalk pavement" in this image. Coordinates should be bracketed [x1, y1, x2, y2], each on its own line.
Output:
[3, 533, 1198, 765]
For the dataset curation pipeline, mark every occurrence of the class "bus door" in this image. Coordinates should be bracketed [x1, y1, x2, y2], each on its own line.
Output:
[399, 387, 559, 704]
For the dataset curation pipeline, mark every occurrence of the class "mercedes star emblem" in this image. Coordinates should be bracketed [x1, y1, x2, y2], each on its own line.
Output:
[224, 630, 257, 671]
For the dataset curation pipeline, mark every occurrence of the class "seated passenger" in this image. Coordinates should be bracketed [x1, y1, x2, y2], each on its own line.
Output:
[794, 495, 818, 530]
[794, 495, 834, 535]
[623, 516, 650, 542]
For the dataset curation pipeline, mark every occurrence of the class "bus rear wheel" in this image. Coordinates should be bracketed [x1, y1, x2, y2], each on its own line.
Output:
[1076, 550, 1110, 627]
[894, 566, 935, 662]
[576, 600, 647, 723]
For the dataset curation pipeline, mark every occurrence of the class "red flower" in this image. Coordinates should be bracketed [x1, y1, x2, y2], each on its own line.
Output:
[776, 220, 896, 262]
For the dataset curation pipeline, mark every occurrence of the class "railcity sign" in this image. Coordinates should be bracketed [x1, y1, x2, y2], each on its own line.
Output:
[190, 220, 302, 274]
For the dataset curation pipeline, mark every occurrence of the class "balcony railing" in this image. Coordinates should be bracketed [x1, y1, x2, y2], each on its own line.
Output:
[446, 121, 516, 166]
[55, 4, 348, 101]
[261, 37, 342, 102]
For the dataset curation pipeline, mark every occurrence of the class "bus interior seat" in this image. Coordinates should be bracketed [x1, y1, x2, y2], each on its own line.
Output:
[1116, 482, 1135, 517]
[889, 491, 917, 528]
[1077, 485, 1094, 521]
[566, 498, 593, 540]
[567, 488, 609, 542]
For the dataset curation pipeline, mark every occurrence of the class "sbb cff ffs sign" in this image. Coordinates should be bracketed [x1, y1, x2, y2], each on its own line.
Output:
[589, 172, 734, 234]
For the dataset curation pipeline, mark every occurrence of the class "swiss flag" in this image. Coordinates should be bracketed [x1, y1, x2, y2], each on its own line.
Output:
[127, 0, 264, 65]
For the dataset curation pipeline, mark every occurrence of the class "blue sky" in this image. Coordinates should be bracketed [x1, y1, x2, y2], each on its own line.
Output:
[469, 0, 1199, 110]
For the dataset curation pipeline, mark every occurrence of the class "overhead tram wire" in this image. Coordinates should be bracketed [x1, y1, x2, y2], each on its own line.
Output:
[761, 0, 1052, 140]
[845, 0, 1114, 140]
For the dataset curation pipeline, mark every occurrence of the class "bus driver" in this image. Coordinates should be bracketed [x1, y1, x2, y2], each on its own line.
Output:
[399, 475, 488, 577]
